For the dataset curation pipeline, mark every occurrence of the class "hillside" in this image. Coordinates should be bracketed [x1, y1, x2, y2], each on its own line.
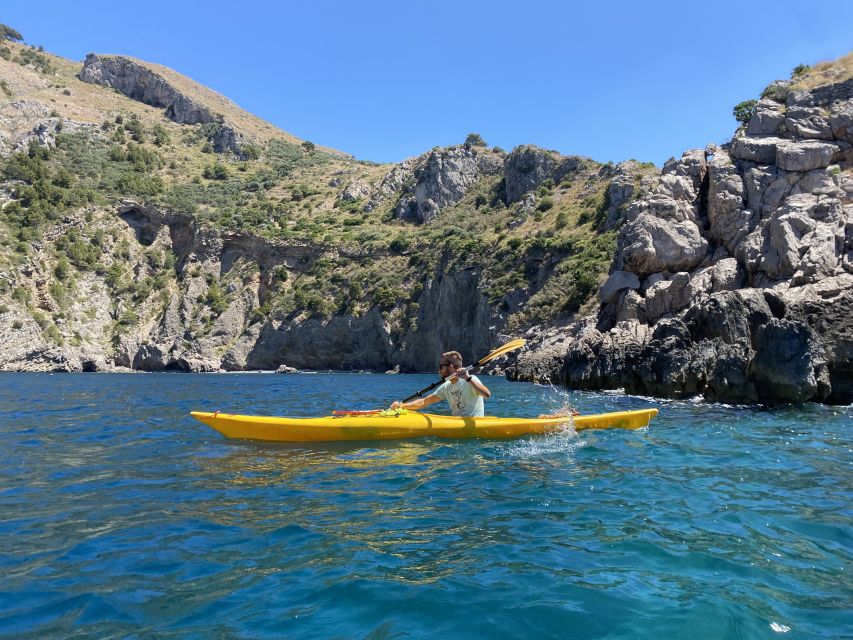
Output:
[0, 32, 640, 374]
[1, 28, 851, 404]
[512, 55, 853, 404]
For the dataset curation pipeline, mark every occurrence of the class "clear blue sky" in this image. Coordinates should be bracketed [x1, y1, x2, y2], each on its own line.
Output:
[3, 1, 852, 165]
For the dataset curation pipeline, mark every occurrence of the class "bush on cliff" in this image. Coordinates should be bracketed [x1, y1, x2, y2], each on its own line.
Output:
[733, 99, 757, 126]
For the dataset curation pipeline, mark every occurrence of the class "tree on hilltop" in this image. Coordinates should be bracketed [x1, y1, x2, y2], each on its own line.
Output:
[464, 132, 487, 148]
[0, 23, 23, 42]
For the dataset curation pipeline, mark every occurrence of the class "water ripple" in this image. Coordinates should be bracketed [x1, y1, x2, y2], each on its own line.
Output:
[0, 373, 850, 638]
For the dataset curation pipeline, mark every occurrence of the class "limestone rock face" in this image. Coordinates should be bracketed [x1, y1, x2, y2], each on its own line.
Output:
[746, 100, 785, 136]
[599, 271, 640, 304]
[601, 161, 642, 229]
[78, 54, 247, 156]
[707, 152, 751, 253]
[513, 74, 853, 405]
[512, 284, 843, 404]
[338, 179, 370, 203]
[399, 269, 495, 370]
[776, 141, 842, 172]
[504, 145, 582, 203]
[389, 146, 502, 223]
[616, 198, 709, 277]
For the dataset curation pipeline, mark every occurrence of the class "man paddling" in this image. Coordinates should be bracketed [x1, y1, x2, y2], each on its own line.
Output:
[390, 351, 491, 417]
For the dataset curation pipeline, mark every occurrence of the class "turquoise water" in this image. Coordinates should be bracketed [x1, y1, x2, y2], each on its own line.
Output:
[0, 373, 850, 639]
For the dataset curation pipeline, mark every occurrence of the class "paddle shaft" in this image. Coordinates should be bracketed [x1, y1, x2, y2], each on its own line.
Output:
[401, 365, 475, 403]
[400, 339, 525, 403]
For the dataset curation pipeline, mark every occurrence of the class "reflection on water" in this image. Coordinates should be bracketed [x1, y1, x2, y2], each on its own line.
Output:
[0, 373, 850, 639]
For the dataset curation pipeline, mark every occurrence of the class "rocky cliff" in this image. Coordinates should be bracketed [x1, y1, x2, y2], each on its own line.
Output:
[511, 74, 853, 404]
[1, 36, 851, 406]
[77, 54, 248, 156]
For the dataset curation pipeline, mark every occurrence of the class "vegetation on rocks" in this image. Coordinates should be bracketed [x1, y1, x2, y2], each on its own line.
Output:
[0, 27, 657, 373]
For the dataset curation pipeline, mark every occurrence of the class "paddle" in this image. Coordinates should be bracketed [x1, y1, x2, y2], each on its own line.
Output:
[400, 338, 526, 403]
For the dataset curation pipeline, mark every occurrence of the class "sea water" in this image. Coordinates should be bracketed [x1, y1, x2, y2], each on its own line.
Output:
[0, 373, 850, 639]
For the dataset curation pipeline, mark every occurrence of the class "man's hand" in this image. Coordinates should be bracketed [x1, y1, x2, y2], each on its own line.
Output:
[455, 367, 471, 381]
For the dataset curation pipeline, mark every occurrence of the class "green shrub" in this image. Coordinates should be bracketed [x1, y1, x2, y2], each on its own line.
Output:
[241, 144, 261, 160]
[16, 47, 54, 74]
[152, 124, 170, 147]
[104, 263, 124, 289]
[124, 143, 162, 172]
[464, 133, 487, 148]
[207, 282, 228, 315]
[52, 168, 73, 188]
[792, 64, 810, 78]
[124, 115, 145, 143]
[12, 286, 29, 304]
[49, 281, 68, 306]
[304, 292, 330, 318]
[54, 256, 71, 280]
[733, 99, 757, 125]
[114, 173, 163, 197]
[388, 237, 410, 253]
[203, 163, 229, 180]
[374, 286, 397, 308]
[45, 324, 63, 344]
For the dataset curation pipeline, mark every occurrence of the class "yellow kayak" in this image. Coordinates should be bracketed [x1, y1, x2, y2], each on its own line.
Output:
[190, 408, 658, 443]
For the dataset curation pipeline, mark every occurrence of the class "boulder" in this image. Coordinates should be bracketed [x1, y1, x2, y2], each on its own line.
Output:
[829, 102, 853, 144]
[275, 364, 298, 374]
[599, 271, 640, 304]
[616, 212, 708, 277]
[338, 179, 370, 203]
[730, 136, 786, 164]
[776, 141, 841, 172]
[601, 161, 640, 229]
[748, 318, 831, 403]
[785, 105, 834, 140]
[746, 100, 785, 136]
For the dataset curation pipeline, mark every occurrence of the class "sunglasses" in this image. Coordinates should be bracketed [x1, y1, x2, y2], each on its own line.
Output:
[439, 362, 451, 368]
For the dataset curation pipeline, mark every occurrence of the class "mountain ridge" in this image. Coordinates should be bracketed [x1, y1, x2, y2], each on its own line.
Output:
[1, 28, 851, 404]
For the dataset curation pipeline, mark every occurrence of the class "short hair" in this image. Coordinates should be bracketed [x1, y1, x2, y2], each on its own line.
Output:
[442, 351, 463, 367]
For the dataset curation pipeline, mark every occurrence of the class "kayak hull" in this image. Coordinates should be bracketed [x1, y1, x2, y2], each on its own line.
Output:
[190, 408, 658, 443]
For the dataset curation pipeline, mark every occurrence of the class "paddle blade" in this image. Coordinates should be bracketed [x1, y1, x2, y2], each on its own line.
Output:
[476, 338, 526, 366]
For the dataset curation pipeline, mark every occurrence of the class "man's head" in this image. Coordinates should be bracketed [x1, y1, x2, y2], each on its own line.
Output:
[439, 351, 463, 378]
